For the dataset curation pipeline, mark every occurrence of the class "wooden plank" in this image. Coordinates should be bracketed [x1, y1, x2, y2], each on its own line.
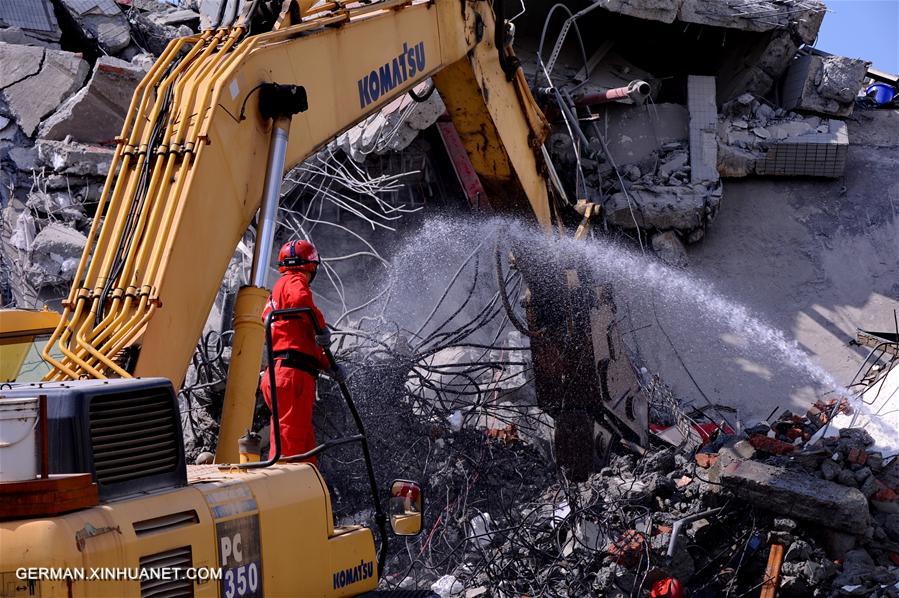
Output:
[0, 473, 93, 492]
[760, 542, 785, 598]
[0, 474, 98, 518]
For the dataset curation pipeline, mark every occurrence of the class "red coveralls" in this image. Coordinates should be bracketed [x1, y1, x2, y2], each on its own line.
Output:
[260, 271, 330, 461]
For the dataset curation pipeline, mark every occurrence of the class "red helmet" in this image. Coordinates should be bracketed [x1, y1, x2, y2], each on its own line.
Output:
[278, 239, 320, 277]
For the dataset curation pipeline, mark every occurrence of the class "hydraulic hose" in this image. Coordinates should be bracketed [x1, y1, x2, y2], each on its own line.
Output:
[234, 307, 390, 579]
[494, 240, 542, 339]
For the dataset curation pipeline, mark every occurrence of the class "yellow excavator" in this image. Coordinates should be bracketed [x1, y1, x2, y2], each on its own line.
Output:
[0, 0, 576, 595]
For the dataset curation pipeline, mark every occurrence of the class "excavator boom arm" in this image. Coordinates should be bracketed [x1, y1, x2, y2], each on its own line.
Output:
[41, 0, 552, 459]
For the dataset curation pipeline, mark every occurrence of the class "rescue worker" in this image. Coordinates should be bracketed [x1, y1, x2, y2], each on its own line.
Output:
[260, 239, 341, 462]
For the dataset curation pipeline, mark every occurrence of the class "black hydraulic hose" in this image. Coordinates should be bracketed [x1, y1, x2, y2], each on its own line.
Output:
[408, 80, 436, 102]
[233, 307, 389, 579]
[234, 310, 283, 469]
[319, 335, 390, 580]
[283, 435, 364, 462]
[94, 62, 178, 327]
[494, 241, 541, 338]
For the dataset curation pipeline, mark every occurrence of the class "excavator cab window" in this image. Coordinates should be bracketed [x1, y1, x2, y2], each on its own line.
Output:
[0, 311, 63, 383]
[0, 333, 58, 383]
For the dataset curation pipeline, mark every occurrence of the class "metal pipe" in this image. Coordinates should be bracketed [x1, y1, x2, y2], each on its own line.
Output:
[555, 88, 591, 151]
[667, 507, 722, 560]
[575, 80, 651, 107]
[250, 116, 291, 288]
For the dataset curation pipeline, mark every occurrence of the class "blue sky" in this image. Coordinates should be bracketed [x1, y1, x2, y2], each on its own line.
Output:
[815, 0, 899, 73]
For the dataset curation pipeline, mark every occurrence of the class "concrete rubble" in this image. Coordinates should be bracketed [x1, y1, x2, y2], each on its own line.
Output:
[782, 54, 871, 117]
[594, 0, 825, 37]
[0, 0, 193, 306]
[36, 139, 116, 177]
[0, 0, 63, 47]
[651, 230, 688, 268]
[718, 93, 850, 177]
[0, 43, 90, 137]
[370, 377, 899, 596]
[127, 10, 193, 56]
[60, 0, 132, 54]
[23, 222, 87, 292]
[40, 56, 147, 144]
[332, 85, 446, 163]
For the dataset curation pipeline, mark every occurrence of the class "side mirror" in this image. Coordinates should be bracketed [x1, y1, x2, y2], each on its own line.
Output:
[388, 479, 423, 536]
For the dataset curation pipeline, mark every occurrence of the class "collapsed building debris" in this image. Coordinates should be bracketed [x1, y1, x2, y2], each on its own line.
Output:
[0, 0, 897, 595]
[0, 0, 63, 47]
[0, 0, 197, 306]
[60, 0, 132, 53]
[359, 371, 899, 596]
[40, 56, 147, 144]
[782, 53, 871, 118]
[0, 43, 89, 137]
[332, 86, 447, 163]
[718, 93, 849, 177]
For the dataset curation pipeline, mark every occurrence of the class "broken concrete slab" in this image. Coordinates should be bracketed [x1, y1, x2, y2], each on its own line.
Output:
[333, 87, 446, 162]
[592, 0, 824, 42]
[718, 29, 802, 101]
[430, 575, 463, 598]
[130, 52, 156, 71]
[36, 139, 115, 177]
[8, 146, 38, 171]
[591, 0, 680, 25]
[679, 0, 825, 40]
[719, 111, 850, 178]
[606, 182, 722, 233]
[756, 120, 848, 178]
[0, 43, 44, 89]
[59, 0, 132, 54]
[0, 26, 60, 49]
[716, 143, 757, 178]
[0, 44, 90, 137]
[39, 56, 146, 144]
[24, 222, 88, 290]
[127, 10, 193, 56]
[782, 54, 870, 118]
[149, 8, 200, 27]
[0, 0, 62, 46]
[658, 151, 688, 176]
[721, 459, 871, 532]
[198, 0, 227, 30]
[755, 31, 800, 80]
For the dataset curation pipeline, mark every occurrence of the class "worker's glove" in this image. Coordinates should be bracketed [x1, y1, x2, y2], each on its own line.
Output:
[315, 327, 332, 347]
[329, 363, 347, 384]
